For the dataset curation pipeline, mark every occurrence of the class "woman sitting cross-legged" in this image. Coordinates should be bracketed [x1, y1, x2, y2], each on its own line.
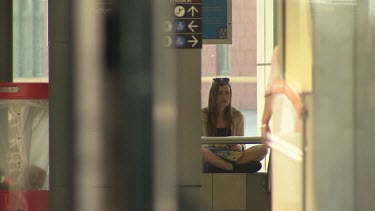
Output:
[202, 77, 268, 173]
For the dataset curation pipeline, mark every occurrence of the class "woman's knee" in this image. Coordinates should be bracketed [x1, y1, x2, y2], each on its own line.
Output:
[258, 144, 269, 157]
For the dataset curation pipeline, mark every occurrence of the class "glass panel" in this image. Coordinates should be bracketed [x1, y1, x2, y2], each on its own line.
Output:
[201, 0, 258, 133]
[201, 0, 275, 176]
[13, 0, 49, 82]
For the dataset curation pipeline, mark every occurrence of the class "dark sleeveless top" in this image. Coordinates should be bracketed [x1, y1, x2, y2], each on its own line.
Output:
[216, 128, 231, 137]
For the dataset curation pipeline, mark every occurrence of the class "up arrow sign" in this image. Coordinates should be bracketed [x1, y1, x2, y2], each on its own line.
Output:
[188, 35, 198, 47]
[188, 20, 198, 32]
[188, 6, 198, 17]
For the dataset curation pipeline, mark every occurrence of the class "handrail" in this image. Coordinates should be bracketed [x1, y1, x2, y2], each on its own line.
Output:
[201, 136, 262, 144]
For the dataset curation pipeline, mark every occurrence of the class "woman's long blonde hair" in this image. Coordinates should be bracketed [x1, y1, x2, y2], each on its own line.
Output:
[206, 80, 233, 136]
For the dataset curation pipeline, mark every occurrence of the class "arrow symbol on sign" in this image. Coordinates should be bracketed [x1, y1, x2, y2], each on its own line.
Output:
[188, 6, 198, 17]
[188, 35, 198, 47]
[188, 20, 198, 32]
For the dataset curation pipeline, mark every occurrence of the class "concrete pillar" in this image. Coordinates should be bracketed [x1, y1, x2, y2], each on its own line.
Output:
[310, 3, 356, 211]
[103, 1, 154, 210]
[355, 1, 375, 210]
[49, 0, 75, 210]
[0, 0, 13, 82]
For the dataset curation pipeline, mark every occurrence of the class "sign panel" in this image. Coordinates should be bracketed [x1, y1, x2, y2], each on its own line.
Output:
[171, 4, 202, 18]
[164, 1, 203, 49]
[164, 34, 202, 49]
[202, 0, 232, 44]
[164, 19, 202, 33]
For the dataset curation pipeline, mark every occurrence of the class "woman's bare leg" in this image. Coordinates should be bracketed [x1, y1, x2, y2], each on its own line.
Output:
[202, 146, 233, 171]
[236, 144, 268, 164]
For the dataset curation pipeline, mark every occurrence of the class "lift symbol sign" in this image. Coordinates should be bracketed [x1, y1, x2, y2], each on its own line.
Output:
[164, 1, 202, 49]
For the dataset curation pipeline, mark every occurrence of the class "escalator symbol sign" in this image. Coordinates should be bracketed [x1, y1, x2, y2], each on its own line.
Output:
[174, 6, 185, 17]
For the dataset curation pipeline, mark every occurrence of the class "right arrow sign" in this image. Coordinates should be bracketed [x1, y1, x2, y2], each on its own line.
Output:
[188, 35, 198, 47]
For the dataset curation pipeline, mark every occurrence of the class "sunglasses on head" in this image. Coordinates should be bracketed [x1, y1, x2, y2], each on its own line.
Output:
[213, 77, 230, 83]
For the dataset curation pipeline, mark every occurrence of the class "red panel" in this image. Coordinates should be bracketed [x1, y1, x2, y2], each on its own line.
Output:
[21, 190, 50, 211]
[0, 190, 49, 211]
[0, 191, 8, 211]
[0, 83, 48, 99]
